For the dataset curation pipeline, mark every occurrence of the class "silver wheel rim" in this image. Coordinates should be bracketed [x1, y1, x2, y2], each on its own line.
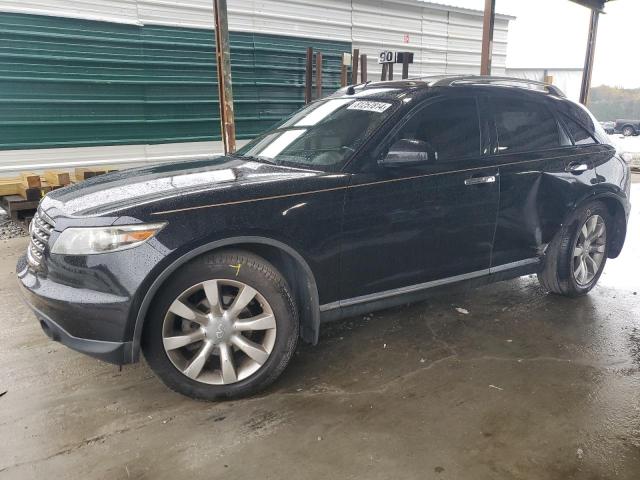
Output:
[572, 214, 606, 286]
[162, 279, 277, 385]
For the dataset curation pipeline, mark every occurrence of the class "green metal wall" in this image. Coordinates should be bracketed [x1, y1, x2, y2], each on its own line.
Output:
[0, 12, 350, 150]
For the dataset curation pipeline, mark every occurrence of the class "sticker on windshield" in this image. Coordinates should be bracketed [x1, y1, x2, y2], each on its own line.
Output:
[347, 101, 392, 113]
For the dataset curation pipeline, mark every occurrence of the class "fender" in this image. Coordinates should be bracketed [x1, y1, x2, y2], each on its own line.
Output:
[128, 236, 321, 362]
[559, 189, 629, 258]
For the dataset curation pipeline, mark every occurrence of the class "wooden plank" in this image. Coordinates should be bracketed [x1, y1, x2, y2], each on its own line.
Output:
[360, 54, 367, 83]
[341, 63, 348, 87]
[20, 172, 41, 189]
[44, 170, 70, 186]
[351, 48, 359, 85]
[75, 167, 106, 181]
[305, 47, 313, 104]
[18, 184, 41, 201]
[402, 54, 410, 79]
[340, 52, 351, 88]
[0, 179, 21, 197]
[315, 51, 323, 100]
[1, 195, 40, 220]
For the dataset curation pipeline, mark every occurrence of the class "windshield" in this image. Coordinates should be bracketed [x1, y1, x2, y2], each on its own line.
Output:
[235, 97, 398, 171]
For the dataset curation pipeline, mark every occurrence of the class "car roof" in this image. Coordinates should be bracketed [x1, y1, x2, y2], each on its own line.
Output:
[331, 75, 566, 101]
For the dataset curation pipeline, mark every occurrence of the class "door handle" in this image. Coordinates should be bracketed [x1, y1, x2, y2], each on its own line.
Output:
[566, 162, 589, 173]
[464, 175, 496, 186]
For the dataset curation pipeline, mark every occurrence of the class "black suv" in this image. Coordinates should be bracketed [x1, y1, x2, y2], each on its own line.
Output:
[18, 76, 631, 400]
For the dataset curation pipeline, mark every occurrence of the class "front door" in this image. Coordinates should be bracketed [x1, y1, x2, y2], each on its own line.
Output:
[339, 95, 500, 301]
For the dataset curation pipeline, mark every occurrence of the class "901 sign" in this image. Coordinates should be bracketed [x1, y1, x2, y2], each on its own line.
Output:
[378, 51, 395, 64]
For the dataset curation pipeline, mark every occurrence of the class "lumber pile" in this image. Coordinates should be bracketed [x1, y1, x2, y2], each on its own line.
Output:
[0, 167, 118, 200]
[0, 166, 119, 219]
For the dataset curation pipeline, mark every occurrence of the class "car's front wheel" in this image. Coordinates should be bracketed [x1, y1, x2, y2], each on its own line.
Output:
[142, 249, 299, 400]
[538, 201, 609, 297]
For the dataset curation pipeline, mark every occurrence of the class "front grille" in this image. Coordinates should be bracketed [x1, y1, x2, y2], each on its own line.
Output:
[27, 210, 55, 269]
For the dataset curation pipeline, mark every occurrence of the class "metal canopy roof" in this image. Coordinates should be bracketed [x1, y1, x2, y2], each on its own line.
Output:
[569, 0, 610, 12]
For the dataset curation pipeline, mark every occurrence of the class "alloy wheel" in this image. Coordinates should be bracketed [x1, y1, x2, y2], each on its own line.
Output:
[162, 279, 277, 385]
[572, 214, 606, 286]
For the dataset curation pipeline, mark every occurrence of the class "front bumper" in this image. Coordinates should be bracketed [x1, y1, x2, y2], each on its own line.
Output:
[17, 254, 136, 365]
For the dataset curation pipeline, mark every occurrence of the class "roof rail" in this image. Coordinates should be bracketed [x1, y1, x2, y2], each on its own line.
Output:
[429, 75, 566, 97]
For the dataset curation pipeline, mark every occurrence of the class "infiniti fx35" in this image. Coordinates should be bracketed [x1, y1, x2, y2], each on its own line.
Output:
[18, 76, 631, 400]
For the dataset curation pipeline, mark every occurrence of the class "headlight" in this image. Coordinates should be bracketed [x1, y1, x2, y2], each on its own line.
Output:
[51, 223, 166, 255]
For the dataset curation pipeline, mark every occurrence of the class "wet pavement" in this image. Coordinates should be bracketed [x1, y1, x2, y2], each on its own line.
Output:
[1, 180, 639, 480]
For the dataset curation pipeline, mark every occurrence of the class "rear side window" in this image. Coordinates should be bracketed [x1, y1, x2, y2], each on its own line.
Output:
[561, 115, 597, 145]
[389, 97, 481, 162]
[493, 98, 561, 154]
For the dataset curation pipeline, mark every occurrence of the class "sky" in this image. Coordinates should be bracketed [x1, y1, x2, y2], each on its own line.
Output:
[431, 0, 640, 88]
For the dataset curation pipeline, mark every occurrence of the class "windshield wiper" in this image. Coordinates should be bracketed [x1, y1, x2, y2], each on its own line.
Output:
[230, 153, 276, 165]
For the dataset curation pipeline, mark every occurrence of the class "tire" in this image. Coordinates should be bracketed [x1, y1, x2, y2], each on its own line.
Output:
[537, 201, 610, 297]
[622, 125, 636, 137]
[142, 249, 299, 400]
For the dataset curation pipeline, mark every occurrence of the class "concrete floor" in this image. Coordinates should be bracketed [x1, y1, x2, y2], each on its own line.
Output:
[1, 181, 639, 480]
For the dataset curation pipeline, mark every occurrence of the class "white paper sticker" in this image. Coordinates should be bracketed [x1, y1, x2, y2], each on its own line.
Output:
[347, 101, 392, 113]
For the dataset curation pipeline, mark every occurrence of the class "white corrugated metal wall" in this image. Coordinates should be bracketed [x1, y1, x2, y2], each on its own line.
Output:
[505, 68, 584, 102]
[0, 0, 355, 37]
[0, 0, 509, 50]
[353, 0, 511, 80]
[0, 0, 513, 173]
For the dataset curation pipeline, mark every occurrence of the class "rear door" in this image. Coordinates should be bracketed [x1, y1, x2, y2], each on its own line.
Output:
[487, 94, 589, 267]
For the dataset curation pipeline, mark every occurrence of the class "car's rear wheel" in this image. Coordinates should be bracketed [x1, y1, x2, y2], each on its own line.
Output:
[142, 249, 298, 400]
[538, 201, 609, 297]
[622, 125, 636, 137]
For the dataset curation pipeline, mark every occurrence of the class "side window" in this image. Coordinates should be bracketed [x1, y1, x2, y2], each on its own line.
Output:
[493, 98, 561, 154]
[561, 114, 597, 145]
[388, 97, 481, 162]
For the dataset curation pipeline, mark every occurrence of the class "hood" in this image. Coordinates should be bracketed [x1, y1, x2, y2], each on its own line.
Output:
[42, 156, 321, 218]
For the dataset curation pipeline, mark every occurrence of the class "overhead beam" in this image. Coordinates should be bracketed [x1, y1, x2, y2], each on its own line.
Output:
[480, 0, 496, 76]
[579, 8, 600, 105]
[213, 0, 236, 154]
[569, 0, 606, 12]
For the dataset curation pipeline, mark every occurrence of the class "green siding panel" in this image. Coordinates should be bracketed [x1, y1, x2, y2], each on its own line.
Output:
[0, 12, 350, 150]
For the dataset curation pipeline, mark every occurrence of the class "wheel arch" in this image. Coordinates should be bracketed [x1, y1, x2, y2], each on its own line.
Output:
[564, 192, 628, 259]
[129, 236, 321, 362]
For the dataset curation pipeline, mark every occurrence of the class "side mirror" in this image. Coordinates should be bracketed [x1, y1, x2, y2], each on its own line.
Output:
[380, 139, 433, 167]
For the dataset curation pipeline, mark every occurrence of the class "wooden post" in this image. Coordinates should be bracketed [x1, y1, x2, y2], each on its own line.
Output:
[402, 54, 410, 79]
[315, 51, 323, 99]
[480, 0, 496, 75]
[579, 9, 600, 105]
[360, 54, 367, 82]
[388, 63, 394, 81]
[351, 48, 359, 85]
[340, 53, 351, 87]
[381, 63, 388, 81]
[305, 47, 313, 103]
[213, 0, 236, 154]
